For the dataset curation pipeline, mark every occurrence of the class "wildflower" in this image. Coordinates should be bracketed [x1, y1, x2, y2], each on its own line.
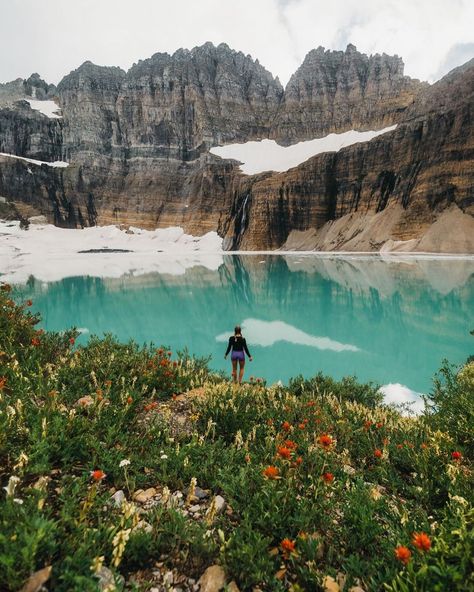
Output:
[105, 380, 112, 387]
[397, 444, 403, 449]
[451, 451, 462, 461]
[256, 377, 262, 384]
[90, 470, 106, 481]
[322, 472, 334, 484]
[31, 337, 40, 346]
[376, 422, 384, 428]
[281, 538, 296, 556]
[277, 446, 292, 460]
[263, 466, 279, 479]
[126, 396, 133, 404]
[374, 449, 383, 459]
[167, 350, 172, 357]
[318, 434, 333, 449]
[294, 456, 303, 466]
[119, 459, 131, 468]
[0, 376, 6, 390]
[421, 442, 428, 450]
[249, 376, 255, 382]
[298, 422, 306, 430]
[395, 546, 411, 565]
[26, 299, 33, 306]
[364, 420, 372, 430]
[244, 454, 251, 463]
[284, 440, 297, 450]
[160, 454, 168, 460]
[412, 532, 431, 551]
[69, 337, 75, 345]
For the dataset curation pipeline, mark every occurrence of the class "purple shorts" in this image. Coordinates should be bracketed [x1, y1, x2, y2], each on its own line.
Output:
[231, 351, 245, 362]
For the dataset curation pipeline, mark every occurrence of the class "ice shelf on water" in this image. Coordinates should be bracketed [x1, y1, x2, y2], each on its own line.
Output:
[0, 221, 224, 283]
[210, 125, 397, 174]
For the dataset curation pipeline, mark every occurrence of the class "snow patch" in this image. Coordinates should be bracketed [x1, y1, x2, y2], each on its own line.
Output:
[216, 318, 360, 352]
[26, 99, 62, 119]
[0, 221, 224, 284]
[210, 126, 397, 175]
[379, 383, 425, 415]
[0, 152, 69, 168]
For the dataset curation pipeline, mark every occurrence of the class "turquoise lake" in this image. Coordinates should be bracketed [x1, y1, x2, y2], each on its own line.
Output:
[13, 255, 474, 396]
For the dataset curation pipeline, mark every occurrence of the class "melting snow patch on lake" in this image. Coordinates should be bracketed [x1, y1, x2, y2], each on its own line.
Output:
[26, 99, 62, 119]
[379, 383, 425, 415]
[216, 318, 360, 352]
[0, 152, 69, 168]
[0, 221, 223, 284]
[210, 126, 397, 175]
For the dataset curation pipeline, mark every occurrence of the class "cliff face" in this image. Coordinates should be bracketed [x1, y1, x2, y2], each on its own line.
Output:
[0, 43, 472, 252]
[272, 44, 425, 144]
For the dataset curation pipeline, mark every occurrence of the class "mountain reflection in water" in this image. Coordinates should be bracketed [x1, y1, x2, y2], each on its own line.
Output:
[13, 255, 474, 396]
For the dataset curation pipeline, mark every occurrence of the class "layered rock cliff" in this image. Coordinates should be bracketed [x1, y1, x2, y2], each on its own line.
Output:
[0, 43, 472, 253]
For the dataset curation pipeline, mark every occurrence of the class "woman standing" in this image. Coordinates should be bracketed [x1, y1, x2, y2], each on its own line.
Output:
[224, 325, 253, 384]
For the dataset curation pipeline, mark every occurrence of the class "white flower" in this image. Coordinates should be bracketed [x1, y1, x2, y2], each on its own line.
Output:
[13, 498, 23, 505]
[160, 454, 168, 460]
[119, 459, 131, 468]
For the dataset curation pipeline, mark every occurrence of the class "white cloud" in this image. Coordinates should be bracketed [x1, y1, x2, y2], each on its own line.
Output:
[0, 0, 472, 86]
[216, 318, 360, 352]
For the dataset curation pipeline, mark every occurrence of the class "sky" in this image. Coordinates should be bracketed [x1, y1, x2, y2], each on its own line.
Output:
[1, 0, 473, 87]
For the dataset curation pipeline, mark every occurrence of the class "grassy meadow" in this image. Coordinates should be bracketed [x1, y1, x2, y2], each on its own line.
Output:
[0, 282, 473, 591]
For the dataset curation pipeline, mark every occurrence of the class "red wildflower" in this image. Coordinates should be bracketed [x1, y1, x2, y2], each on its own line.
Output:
[318, 434, 333, 449]
[26, 299, 33, 307]
[69, 337, 75, 345]
[394, 546, 411, 565]
[376, 422, 384, 429]
[412, 532, 431, 552]
[126, 396, 133, 404]
[306, 400, 316, 407]
[397, 444, 403, 449]
[263, 466, 279, 479]
[167, 351, 172, 357]
[284, 440, 297, 450]
[364, 420, 372, 431]
[294, 456, 303, 466]
[421, 442, 428, 449]
[105, 380, 112, 387]
[0, 377, 6, 390]
[31, 337, 41, 346]
[451, 451, 462, 461]
[374, 449, 383, 459]
[280, 538, 296, 555]
[90, 469, 106, 481]
[244, 454, 251, 463]
[322, 472, 334, 484]
[282, 421, 291, 432]
[157, 348, 164, 355]
[277, 446, 292, 460]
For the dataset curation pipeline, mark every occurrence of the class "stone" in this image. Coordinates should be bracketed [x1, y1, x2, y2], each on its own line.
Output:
[189, 504, 201, 513]
[194, 486, 208, 499]
[19, 566, 52, 592]
[133, 487, 157, 503]
[132, 520, 153, 534]
[214, 495, 226, 514]
[198, 565, 227, 592]
[95, 566, 124, 591]
[110, 489, 125, 507]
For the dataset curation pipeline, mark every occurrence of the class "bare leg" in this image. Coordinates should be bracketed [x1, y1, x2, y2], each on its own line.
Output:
[238, 359, 245, 384]
[231, 359, 237, 383]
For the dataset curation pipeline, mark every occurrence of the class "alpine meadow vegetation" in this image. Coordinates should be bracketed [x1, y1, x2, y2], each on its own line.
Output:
[0, 282, 473, 591]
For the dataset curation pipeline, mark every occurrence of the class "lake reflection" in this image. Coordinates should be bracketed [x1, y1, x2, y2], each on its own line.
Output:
[13, 255, 474, 395]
